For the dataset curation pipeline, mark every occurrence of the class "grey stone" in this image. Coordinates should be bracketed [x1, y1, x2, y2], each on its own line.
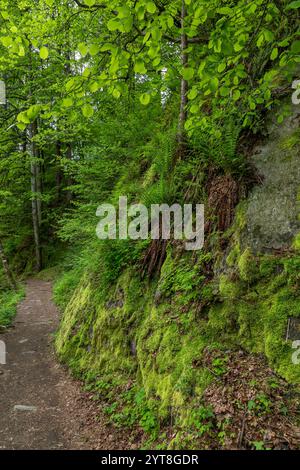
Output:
[241, 101, 300, 253]
[14, 405, 37, 412]
[286, 318, 300, 341]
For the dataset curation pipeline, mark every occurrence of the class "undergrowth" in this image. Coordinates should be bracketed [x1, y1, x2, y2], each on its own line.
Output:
[0, 287, 25, 328]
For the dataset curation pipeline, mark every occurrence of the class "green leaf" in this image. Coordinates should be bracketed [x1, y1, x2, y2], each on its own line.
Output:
[291, 41, 300, 54]
[90, 81, 100, 93]
[256, 34, 264, 48]
[146, 2, 157, 14]
[140, 93, 151, 105]
[1, 11, 9, 19]
[107, 19, 119, 31]
[27, 105, 41, 120]
[84, 0, 96, 6]
[286, 1, 300, 9]
[117, 6, 130, 18]
[188, 87, 198, 100]
[134, 61, 147, 74]
[66, 78, 75, 91]
[40, 46, 49, 60]
[167, 16, 174, 28]
[190, 104, 198, 114]
[217, 63, 226, 73]
[233, 89, 241, 101]
[249, 98, 256, 110]
[277, 114, 284, 123]
[152, 57, 161, 67]
[219, 86, 230, 97]
[89, 44, 99, 56]
[17, 111, 30, 124]
[1, 36, 13, 47]
[78, 43, 88, 57]
[148, 46, 159, 59]
[82, 104, 94, 118]
[234, 42, 243, 52]
[112, 89, 121, 99]
[182, 68, 194, 81]
[62, 98, 73, 107]
[18, 45, 25, 56]
[263, 29, 274, 42]
[218, 7, 232, 15]
[270, 48, 278, 60]
[209, 77, 219, 92]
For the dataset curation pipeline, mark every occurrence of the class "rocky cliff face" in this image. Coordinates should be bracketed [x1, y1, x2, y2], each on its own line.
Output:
[242, 100, 300, 252]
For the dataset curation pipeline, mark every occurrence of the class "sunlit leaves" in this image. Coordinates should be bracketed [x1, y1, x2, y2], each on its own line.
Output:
[182, 68, 194, 81]
[233, 89, 241, 101]
[89, 44, 99, 56]
[62, 98, 73, 108]
[140, 93, 151, 105]
[78, 43, 88, 57]
[146, 2, 157, 14]
[188, 87, 198, 100]
[134, 60, 147, 74]
[82, 104, 94, 118]
[286, 1, 300, 9]
[1, 11, 9, 20]
[209, 77, 219, 92]
[39, 46, 49, 60]
[270, 48, 278, 60]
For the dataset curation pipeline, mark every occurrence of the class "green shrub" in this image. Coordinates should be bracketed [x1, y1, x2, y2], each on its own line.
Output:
[0, 288, 25, 327]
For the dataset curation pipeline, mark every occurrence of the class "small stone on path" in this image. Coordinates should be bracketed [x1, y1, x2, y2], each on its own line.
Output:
[14, 405, 37, 412]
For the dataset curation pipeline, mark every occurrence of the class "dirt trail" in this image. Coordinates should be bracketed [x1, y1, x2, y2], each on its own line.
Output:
[0, 279, 131, 450]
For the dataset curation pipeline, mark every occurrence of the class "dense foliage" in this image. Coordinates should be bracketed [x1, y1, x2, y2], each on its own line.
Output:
[0, 0, 300, 449]
[0, 0, 299, 279]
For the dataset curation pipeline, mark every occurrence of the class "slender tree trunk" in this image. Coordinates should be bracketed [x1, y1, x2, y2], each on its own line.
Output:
[55, 141, 63, 203]
[0, 239, 17, 291]
[177, 0, 189, 154]
[64, 51, 74, 204]
[66, 142, 73, 203]
[29, 122, 42, 272]
[36, 138, 42, 228]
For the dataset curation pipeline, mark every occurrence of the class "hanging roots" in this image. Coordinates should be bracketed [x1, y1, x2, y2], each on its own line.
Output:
[206, 174, 240, 234]
[141, 239, 168, 279]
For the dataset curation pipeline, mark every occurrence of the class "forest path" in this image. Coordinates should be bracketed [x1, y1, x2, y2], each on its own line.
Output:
[0, 279, 131, 450]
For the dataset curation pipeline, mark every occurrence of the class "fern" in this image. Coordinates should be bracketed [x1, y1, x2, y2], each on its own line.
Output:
[141, 128, 177, 207]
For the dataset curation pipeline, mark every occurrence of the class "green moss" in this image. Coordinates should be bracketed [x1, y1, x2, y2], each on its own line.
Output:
[219, 274, 241, 299]
[226, 243, 240, 267]
[207, 255, 300, 384]
[238, 248, 258, 282]
[55, 215, 300, 446]
[292, 233, 300, 251]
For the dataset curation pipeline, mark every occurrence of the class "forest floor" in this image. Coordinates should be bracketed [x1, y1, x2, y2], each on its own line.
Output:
[0, 279, 140, 450]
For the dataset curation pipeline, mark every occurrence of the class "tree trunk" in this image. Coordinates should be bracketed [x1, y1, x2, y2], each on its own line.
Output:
[64, 50, 74, 204]
[36, 150, 42, 227]
[66, 142, 73, 203]
[29, 122, 42, 272]
[177, 0, 189, 154]
[0, 239, 17, 291]
[55, 141, 63, 203]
